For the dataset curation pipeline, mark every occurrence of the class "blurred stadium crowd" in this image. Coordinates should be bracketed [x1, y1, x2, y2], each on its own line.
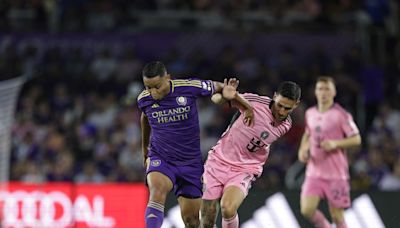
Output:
[0, 0, 397, 32]
[1, 0, 400, 192]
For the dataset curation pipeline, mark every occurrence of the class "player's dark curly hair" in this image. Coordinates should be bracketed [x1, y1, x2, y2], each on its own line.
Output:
[142, 61, 167, 78]
[277, 81, 301, 101]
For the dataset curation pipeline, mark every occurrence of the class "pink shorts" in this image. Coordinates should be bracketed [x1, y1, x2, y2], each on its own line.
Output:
[301, 176, 351, 208]
[202, 157, 256, 200]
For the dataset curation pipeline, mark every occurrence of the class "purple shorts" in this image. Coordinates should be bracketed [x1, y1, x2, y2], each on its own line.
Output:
[147, 155, 204, 198]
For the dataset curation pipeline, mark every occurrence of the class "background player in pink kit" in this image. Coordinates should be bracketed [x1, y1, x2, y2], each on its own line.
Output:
[298, 76, 362, 228]
[201, 81, 301, 228]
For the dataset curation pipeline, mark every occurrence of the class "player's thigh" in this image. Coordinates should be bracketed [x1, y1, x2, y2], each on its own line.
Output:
[147, 171, 173, 201]
[177, 196, 202, 218]
[300, 195, 321, 216]
[301, 177, 324, 216]
[201, 199, 219, 227]
[326, 179, 350, 211]
[220, 186, 246, 215]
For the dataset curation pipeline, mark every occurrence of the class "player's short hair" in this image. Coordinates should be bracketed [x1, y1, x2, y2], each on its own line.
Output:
[316, 76, 336, 85]
[276, 81, 301, 101]
[142, 61, 167, 78]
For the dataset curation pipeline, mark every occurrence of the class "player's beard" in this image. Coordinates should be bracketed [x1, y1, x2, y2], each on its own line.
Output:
[277, 114, 287, 121]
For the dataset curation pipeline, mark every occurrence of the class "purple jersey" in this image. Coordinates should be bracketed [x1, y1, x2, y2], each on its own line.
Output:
[137, 78, 215, 165]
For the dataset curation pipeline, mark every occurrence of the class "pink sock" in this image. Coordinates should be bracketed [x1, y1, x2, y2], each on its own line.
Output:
[222, 214, 239, 228]
[310, 210, 331, 228]
[335, 220, 347, 228]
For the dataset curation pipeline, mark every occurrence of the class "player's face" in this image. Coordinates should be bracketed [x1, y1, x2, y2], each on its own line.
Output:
[271, 94, 298, 122]
[315, 81, 336, 104]
[143, 74, 171, 100]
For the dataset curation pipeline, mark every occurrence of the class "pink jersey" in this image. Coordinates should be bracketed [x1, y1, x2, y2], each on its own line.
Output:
[207, 93, 292, 175]
[305, 103, 360, 180]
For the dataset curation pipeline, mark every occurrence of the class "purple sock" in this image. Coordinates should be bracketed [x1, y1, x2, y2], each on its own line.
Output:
[145, 201, 164, 228]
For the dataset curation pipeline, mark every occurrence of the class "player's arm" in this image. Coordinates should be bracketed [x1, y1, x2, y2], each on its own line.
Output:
[140, 112, 151, 167]
[298, 132, 310, 163]
[231, 92, 254, 126]
[320, 134, 361, 151]
[212, 78, 254, 126]
[212, 81, 225, 94]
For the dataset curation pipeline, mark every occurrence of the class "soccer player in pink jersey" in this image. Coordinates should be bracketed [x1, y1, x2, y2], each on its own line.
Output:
[201, 81, 301, 228]
[298, 76, 362, 228]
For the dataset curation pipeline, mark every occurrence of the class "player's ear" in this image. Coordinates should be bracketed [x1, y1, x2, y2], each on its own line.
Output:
[273, 92, 277, 100]
[294, 99, 300, 109]
[165, 74, 171, 80]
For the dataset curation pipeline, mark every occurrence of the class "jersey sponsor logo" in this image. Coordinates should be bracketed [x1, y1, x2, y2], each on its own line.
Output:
[151, 159, 161, 167]
[247, 137, 266, 153]
[260, 131, 269, 139]
[151, 103, 159, 108]
[176, 96, 187, 106]
[151, 106, 191, 124]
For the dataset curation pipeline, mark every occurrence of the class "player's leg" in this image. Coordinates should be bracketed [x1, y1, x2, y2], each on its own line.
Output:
[219, 172, 255, 228]
[300, 177, 331, 228]
[301, 195, 331, 228]
[220, 186, 245, 228]
[146, 172, 173, 228]
[327, 179, 351, 228]
[145, 157, 175, 228]
[201, 157, 225, 228]
[177, 196, 202, 228]
[175, 161, 205, 228]
[201, 199, 220, 228]
[329, 207, 346, 228]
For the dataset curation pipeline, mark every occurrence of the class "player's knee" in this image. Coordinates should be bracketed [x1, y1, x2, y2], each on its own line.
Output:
[182, 214, 200, 228]
[201, 212, 216, 228]
[148, 187, 168, 203]
[329, 209, 344, 224]
[220, 202, 237, 219]
[300, 206, 315, 219]
[201, 218, 215, 228]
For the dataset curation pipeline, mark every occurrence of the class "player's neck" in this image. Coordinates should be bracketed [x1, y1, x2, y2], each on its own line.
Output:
[318, 101, 334, 113]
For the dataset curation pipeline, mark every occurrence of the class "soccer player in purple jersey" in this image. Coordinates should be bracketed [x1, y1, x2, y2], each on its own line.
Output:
[201, 81, 301, 228]
[298, 76, 362, 228]
[137, 61, 253, 228]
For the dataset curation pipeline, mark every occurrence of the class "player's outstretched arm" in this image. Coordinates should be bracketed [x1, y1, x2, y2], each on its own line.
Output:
[140, 112, 151, 167]
[231, 93, 254, 126]
[298, 133, 310, 163]
[223, 78, 254, 126]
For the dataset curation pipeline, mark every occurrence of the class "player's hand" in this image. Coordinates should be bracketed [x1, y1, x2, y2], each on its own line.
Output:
[243, 107, 254, 127]
[320, 140, 338, 151]
[222, 78, 239, 100]
[298, 149, 309, 163]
